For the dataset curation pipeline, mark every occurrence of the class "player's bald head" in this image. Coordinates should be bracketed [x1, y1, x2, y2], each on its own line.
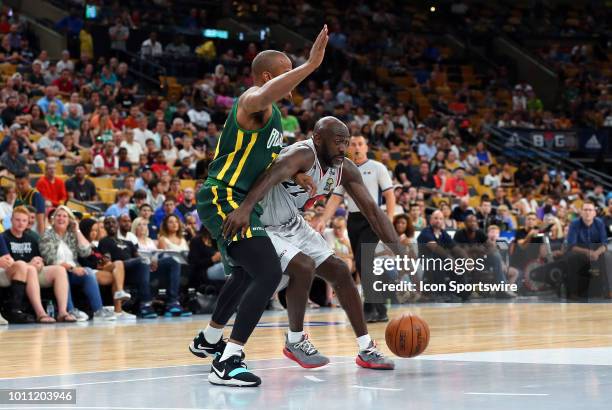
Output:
[251, 50, 292, 80]
[313, 116, 350, 168]
[313, 116, 349, 138]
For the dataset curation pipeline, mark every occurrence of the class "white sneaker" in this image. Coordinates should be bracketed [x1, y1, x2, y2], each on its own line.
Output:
[113, 289, 131, 301]
[93, 308, 116, 321]
[70, 308, 89, 322]
[114, 311, 137, 320]
[0, 312, 7, 325]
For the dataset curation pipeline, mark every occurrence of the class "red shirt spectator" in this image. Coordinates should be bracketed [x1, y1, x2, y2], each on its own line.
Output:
[36, 159, 68, 207]
[52, 70, 74, 96]
[151, 152, 173, 177]
[445, 169, 469, 197]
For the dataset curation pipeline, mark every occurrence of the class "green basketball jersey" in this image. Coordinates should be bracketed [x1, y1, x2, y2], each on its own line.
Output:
[208, 100, 283, 193]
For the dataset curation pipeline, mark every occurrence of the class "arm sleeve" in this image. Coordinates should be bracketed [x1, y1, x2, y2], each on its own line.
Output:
[377, 162, 393, 191]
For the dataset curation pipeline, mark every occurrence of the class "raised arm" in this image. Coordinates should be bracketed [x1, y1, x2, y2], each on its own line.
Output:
[222, 146, 315, 239]
[340, 159, 403, 255]
[239, 26, 328, 114]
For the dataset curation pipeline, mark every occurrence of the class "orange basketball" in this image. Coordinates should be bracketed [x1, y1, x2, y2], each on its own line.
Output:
[385, 314, 430, 358]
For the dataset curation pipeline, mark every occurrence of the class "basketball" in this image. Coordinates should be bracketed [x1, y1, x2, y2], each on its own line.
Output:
[385, 314, 430, 358]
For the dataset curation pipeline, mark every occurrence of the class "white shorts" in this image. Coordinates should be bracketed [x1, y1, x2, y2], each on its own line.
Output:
[266, 216, 334, 290]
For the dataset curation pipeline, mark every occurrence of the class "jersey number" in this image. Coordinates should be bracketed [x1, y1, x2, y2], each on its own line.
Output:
[281, 181, 306, 197]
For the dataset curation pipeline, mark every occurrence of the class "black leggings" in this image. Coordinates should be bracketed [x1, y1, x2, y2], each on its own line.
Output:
[211, 236, 283, 343]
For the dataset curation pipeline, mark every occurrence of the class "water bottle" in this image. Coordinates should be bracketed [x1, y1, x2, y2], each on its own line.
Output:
[46, 300, 55, 319]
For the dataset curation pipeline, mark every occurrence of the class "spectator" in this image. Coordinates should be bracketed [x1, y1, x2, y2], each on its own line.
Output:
[134, 114, 157, 149]
[38, 126, 66, 158]
[40, 206, 115, 321]
[188, 227, 225, 286]
[417, 210, 470, 301]
[65, 163, 98, 202]
[109, 17, 129, 53]
[475, 142, 492, 165]
[78, 218, 134, 320]
[411, 162, 435, 189]
[2, 206, 76, 322]
[445, 168, 469, 198]
[323, 216, 354, 273]
[151, 151, 173, 177]
[160, 134, 178, 167]
[93, 141, 119, 176]
[418, 135, 437, 161]
[36, 157, 67, 207]
[394, 156, 416, 186]
[440, 202, 457, 230]
[14, 172, 45, 236]
[37, 86, 65, 115]
[177, 187, 196, 216]
[56, 50, 74, 73]
[483, 164, 501, 189]
[97, 217, 155, 318]
[0, 138, 27, 176]
[158, 214, 188, 251]
[280, 106, 300, 135]
[105, 189, 132, 218]
[153, 197, 184, 228]
[1, 96, 24, 127]
[451, 197, 475, 222]
[408, 202, 426, 229]
[187, 100, 211, 129]
[562, 201, 611, 298]
[140, 31, 163, 58]
[0, 233, 39, 323]
[131, 217, 157, 251]
[138, 203, 158, 240]
[0, 186, 16, 226]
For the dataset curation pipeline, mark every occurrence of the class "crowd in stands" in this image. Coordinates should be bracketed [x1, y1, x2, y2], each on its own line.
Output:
[0, 2, 611, 324]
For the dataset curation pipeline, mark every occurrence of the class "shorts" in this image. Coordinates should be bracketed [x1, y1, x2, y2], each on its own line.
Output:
[197, 178, 268, 273]
[0, 265, 53, 288]
[267, 215, 334, 290]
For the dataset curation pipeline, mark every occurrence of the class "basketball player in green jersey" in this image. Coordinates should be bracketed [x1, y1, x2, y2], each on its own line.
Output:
[190, 25, 328, 387]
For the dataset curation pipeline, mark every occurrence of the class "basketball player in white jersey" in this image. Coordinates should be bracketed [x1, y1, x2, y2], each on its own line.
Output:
[221, 116, 405, 370]
[317, 135, 395, 323]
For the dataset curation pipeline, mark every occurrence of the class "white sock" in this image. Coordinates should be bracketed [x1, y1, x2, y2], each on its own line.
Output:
[202, 325, 223, 344]
[287, 330, 305, 343]
[220, 342, 243, 362]
[357, 334, 372, 351]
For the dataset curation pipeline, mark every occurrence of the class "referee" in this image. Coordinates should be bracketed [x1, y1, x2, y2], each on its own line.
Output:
[318, 135, 396, 322]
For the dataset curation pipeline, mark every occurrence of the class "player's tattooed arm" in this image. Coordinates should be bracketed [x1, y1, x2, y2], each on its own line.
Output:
[340, 159, 405, 256]
[221, 146, 315, 239]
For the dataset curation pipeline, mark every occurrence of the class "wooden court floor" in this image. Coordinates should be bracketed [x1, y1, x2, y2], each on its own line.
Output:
[1, 303, 612, 379]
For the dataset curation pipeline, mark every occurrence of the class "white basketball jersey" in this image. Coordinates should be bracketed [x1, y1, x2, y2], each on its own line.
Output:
[260, 139, 343, 226]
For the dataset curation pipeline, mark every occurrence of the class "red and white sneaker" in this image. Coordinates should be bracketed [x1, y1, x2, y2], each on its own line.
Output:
[356, 341, 395, 370]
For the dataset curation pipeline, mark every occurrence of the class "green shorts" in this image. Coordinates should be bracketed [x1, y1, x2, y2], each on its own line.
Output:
[197, 178, 268, 273]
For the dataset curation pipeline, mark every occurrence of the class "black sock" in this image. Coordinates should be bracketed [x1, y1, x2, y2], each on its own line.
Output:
[10, 280, 26, 311]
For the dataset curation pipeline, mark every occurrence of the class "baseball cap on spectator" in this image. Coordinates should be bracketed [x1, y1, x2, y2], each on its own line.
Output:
[417, 123, 426, 129]
[11, 73, 22, 81]
[10, 123, 21, 132]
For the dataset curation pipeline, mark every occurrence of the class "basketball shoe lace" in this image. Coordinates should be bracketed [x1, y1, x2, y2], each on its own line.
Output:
[293, 334, 318, 355]
[363, 341, 385, 358]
